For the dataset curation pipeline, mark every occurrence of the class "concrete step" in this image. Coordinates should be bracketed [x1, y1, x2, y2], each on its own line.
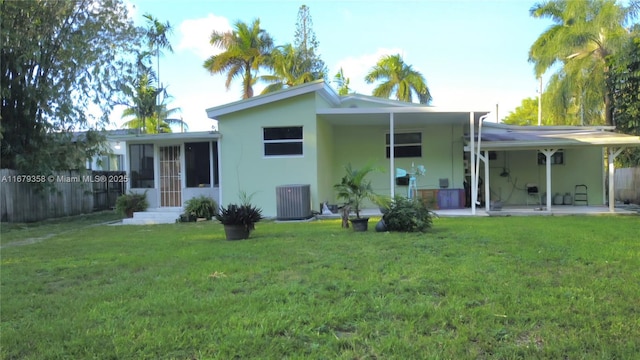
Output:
[121, 208, 183, 225]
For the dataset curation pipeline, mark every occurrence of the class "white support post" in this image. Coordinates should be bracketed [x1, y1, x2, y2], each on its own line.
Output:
[483, 151, 490, 212]
[389, 113, 395, 199]
[541, 149, 557, 211]
[608, 147, 625, 212]
[469, 112, 476, 215]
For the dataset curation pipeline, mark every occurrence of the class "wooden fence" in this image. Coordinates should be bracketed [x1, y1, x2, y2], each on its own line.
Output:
[615, 167, 640, 204]
[0, 169, 126, 223]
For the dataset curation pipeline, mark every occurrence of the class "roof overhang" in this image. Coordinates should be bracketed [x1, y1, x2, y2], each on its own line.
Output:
[108, 131, 220, 143]
[206, 80, 339, 119]
[470, 124, 640, 150]
[317, 107, 490, 126]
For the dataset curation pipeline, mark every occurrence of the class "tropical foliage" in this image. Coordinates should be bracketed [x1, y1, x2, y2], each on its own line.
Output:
[382, 196, 435, 232]
[334, 163, 383, 219]
[333, 68, 352, 96]
[365, 54, 432, 104]
[502, 98, 540, 125]
[529, 0, 639, 126]
[203, 19, 274, 99]
[260, 44, 317, 94]
[607, 26, 640, 166]
[1, 0, 140, 174]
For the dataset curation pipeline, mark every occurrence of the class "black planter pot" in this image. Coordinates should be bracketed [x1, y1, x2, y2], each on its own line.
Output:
[350, 217, 369, 232]
[223, 224, 250, 240]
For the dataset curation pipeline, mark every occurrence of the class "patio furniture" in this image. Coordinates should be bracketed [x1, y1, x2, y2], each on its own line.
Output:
[526, 183, 541, 205]
[574, 184, 588, 205]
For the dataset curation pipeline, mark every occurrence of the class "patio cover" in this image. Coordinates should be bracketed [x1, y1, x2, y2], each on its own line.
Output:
[467, 122, 640, 213]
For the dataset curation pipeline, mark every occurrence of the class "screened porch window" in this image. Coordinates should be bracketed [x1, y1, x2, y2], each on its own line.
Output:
[263, 126, 303, 156]
[386, 132, 422, 158]
[185, 142, 211, 187]
[129, 144, 154, 188]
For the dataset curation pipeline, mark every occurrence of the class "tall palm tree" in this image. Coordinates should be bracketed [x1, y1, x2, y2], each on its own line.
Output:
[260, 44, 317, 94]
[143, 14, 173, 133]
[365, 54, 432, 104]
[203, 19, 274, 99]
[120, 72, 186, 134]
[529, 0, 638, 126]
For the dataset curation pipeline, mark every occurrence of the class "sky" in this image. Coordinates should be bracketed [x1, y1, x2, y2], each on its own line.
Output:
[115, 0, 554, 132]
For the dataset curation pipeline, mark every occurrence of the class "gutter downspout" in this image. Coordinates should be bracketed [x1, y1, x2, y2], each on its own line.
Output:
[473, 114, 490, 212]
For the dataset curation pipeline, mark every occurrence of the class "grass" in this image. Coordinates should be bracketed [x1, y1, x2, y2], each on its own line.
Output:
[1, 215, 639, 359]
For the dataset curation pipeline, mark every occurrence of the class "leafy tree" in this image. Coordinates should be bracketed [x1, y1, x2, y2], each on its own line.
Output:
[1, 0, 140, 173]
[333, 67, 352, 96]
[293, 5, 327, 80]
[529, 0, 639, 126]
[365, 54, 432, 104]
[607, 27, 640, 166]
[502, 98, 539, 125]
[203, 19, 274, 99]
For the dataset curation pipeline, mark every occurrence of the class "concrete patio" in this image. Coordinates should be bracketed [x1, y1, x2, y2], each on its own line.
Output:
[316, 204, 639, 220]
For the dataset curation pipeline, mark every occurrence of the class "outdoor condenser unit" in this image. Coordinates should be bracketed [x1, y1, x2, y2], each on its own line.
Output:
[276, 184, 312, 220]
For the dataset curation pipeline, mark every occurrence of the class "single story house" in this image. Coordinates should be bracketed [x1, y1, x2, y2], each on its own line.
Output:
[111, 80, 640, 223]
[206, 80, 640, 217]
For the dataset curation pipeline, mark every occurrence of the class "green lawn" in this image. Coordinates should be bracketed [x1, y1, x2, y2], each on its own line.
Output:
[1, 215, 639, 359]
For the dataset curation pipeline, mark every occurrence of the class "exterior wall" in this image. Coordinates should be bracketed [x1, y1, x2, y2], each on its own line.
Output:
[486, 147, 604, 205]
[316, 117, 335, 211]
[218, 93, 319, 217]
[329, 122, 465, 206]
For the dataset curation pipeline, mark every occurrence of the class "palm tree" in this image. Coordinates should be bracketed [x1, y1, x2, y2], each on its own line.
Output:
[260, 44, 317, 94]
[529, 0, 638, 126]
[203, 19, 274, 99]
[120, 72, 186, 134]
[143, 14, 174, 133]
[365, 54, 432, 104]
[333, 67, 351, 96]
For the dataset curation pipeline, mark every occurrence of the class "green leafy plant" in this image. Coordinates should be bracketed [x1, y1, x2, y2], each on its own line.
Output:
[184, 196, 217, 220]
[115, 191, 149, 218]
[215, 203, 263, 232]
[382, 196, 435, 232]
[333, 163, 383, 219]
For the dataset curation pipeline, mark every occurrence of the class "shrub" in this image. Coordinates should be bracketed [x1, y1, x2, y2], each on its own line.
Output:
[184, 196, 217, 220]
[115, 191, 148, 218]
[382, 196, 435, 232]
[215, 203, 263, 232]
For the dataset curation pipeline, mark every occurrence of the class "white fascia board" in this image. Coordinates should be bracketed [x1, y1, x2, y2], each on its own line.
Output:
[108, 131, 220, 142]
[206, 80, 329, 119]
[317, 106, 490, 115]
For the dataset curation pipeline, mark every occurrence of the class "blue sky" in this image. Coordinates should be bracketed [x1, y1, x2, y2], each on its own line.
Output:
[119, 0, 553, 131]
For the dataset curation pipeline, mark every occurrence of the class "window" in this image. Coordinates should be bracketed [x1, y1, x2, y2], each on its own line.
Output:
[100, 154, 123, 171]
[263, 126, 303, 156]
[185, 142, 211, 187]
[537, 151, 564, 165]
[386, 132, 422, 158]
[130, 144, 154, 188]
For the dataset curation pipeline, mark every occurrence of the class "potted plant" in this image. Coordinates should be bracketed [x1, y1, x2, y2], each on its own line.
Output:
[215, 203, 263, 240]
[184, 195, 217, 221]
[333, 163, 383, 231]
[115, 191, 148, 218]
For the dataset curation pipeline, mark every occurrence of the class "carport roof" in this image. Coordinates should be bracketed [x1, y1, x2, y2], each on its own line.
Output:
[473, 123, 640, 150]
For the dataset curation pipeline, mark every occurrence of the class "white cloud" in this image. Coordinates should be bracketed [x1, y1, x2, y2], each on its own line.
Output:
[178, 14, 232, 60]
[331, 48, 407, 96]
